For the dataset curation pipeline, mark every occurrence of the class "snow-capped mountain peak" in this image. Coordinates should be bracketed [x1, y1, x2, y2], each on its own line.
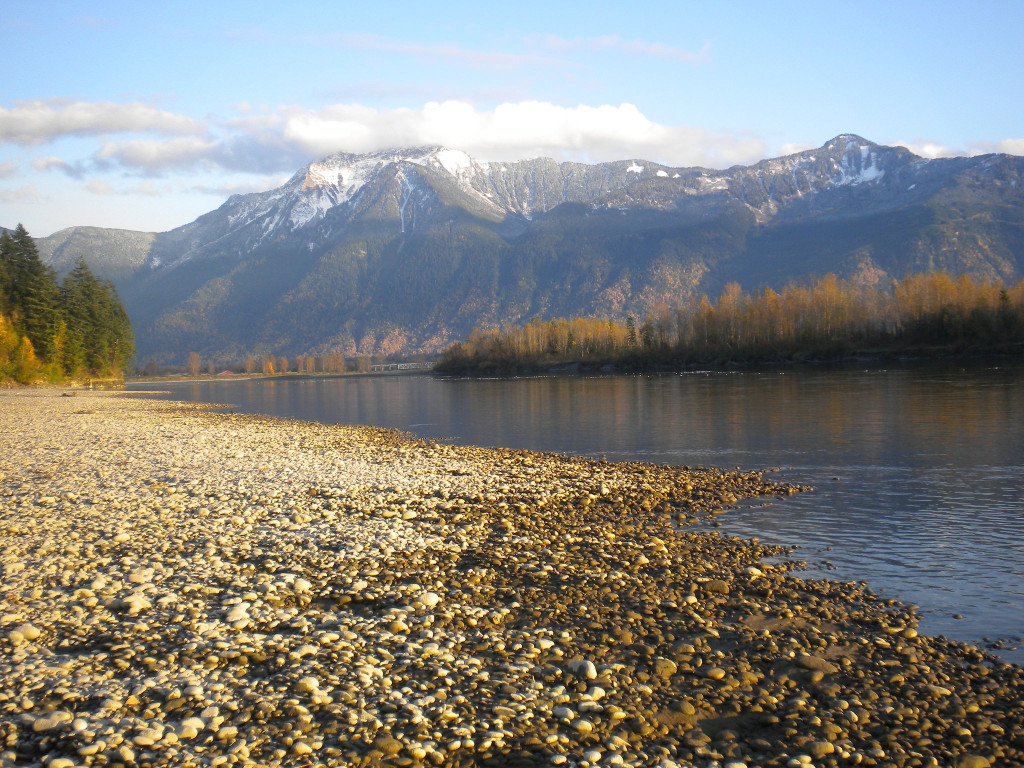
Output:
[152, 134, 1007, 273]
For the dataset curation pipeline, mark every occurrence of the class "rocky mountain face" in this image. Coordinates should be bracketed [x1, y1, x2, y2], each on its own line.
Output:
[35, 135, 1024, 364]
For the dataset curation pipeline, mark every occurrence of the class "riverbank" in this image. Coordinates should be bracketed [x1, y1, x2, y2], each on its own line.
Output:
[433, 345, 1024, 378]
[1, 391, 1021, 768]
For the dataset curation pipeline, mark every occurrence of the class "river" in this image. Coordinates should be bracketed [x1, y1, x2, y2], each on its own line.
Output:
[130, 361, 1024, 665]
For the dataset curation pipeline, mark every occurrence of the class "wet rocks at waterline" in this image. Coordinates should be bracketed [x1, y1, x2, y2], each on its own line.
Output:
[0, 390, 1021, 768]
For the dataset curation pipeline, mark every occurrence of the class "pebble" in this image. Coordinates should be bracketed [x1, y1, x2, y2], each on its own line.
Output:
[0, 390, 1021, 768]
[296, 675, 319, 692]
[568, 659, 598, 679]
[795, 653, 839, 674]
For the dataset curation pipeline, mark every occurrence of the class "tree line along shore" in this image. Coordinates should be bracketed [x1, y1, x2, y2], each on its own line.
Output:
[5, 217, 1024, 382]
[1, 225, 134, 385]
[436, 272, 1024, 375]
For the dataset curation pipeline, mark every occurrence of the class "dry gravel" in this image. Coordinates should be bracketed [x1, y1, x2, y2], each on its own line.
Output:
[1, 389, 1021, 768]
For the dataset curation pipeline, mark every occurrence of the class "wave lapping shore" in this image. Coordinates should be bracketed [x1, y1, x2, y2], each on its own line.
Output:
[1, 391, 1021, 768]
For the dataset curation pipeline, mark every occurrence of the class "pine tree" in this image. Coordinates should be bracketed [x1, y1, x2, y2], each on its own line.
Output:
[61, 258, 135, 376]
[1, 224, 60, 359]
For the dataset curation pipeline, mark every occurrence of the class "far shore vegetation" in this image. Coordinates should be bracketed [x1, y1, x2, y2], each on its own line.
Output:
[436, 272, 1024, 375]
[1, 224, 134, 385]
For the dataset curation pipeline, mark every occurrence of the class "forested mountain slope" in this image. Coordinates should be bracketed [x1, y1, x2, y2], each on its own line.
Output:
[35, 135, 1024, 364]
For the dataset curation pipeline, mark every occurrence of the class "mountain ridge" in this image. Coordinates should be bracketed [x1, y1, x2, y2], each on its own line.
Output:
[32, 135, 1024, 364]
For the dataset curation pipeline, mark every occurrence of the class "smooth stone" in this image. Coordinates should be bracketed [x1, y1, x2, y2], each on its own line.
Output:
[654, 657, 678, 677]
[795, 654, 839, 674]
[568, 659, 598, 679]
[374, 737, 403, 755]
[15, 622, 41, 641]
[296, 676, 319, 692]
[33, 711, 72, 732]
[420, 591, 442, 608]
[133, 730, 160, 746]
[809, 741, 835, 758]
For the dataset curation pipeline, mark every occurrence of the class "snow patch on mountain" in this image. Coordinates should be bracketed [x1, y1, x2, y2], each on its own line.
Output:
[431, 149, 474, 177]
[627, 163, 644, 174]
[832, 143, 885, 186]
[289, 150, 435, 229]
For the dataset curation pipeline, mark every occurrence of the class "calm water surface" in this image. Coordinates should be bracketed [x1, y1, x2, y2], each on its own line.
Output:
[131, 363, 1024, 664]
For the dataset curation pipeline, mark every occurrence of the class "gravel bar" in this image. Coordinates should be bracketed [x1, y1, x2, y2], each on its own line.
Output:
[1, 390, 1021, 768]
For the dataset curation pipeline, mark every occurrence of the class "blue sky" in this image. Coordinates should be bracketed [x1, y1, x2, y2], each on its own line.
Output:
[2, 0, 1022, 236]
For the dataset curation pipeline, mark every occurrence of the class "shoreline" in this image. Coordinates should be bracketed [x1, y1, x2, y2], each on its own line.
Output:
[433, 348, 1024, 379]
[1, 391, 1021, 768]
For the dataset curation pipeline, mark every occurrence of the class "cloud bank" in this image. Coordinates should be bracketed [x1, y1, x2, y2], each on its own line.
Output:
[896, 137, 1024, 159]
[0, 100, 205, 146]
[13, 99, 770, 178]
[6, 99, 1023, 191]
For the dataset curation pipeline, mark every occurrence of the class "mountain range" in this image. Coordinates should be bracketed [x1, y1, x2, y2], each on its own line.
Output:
[29, 134, 1024, 365]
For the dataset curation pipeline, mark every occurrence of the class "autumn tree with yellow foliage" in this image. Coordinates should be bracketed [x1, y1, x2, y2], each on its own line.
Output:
[438, 272, 1024, 374]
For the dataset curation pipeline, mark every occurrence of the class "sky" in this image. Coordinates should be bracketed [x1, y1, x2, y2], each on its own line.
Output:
[2, 0, 1022, 237]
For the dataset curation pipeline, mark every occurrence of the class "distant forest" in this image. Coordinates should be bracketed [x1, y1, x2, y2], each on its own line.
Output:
[1, 224, 134, 384]
[437, 272, 1024, 375]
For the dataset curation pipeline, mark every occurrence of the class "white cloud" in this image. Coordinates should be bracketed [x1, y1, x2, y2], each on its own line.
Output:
[537, 35, 711, 64]
[86, 178, 167, 197]
[188, 176, 291, 198]
[895, 140, 962, 159]
[87, 178, 115, 195]
[0, 160, 15, 178]
[0, 184, 42, 203]
[71, 100, 770, 175]
[135, 180, 162, 197]
[279, 100, 766, 168]
[992, 138, 1024, 155]
[779, 141, 817, 156]
[896, 137, 1024, 159]
[966, 138, 1024, 157]
[0, 100, 205, 146]
[21, 98, 1021, 188]
[227, 29, 565, 71]
[338, 33, 562, 70]
[98, 137, 220, 171]
[33, 155, 69, 172]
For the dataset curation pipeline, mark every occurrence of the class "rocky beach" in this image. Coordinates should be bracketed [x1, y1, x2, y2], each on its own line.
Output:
[1, 390, 1021, 768]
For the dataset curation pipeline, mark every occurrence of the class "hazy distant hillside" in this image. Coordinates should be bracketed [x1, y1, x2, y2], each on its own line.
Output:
[36, 226, 155, 283]
[34, 135, 1024, 365]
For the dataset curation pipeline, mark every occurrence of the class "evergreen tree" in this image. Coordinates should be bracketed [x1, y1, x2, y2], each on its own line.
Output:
[0, 225, 60, 359]
[0, 234, 11, 314]
[61, 258, 135, 376]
